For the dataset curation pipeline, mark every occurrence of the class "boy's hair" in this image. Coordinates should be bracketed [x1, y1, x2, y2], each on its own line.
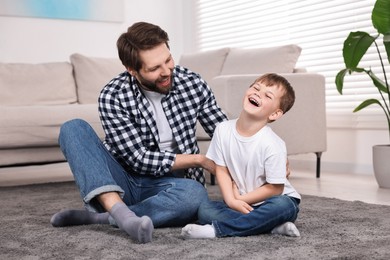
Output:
[254, 73, 295, 114]
[117, 22, 170, 71]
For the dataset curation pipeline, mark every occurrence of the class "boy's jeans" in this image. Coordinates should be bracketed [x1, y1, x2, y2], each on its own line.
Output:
[198, 195, 300, 237]
[58, 119, 208, 227]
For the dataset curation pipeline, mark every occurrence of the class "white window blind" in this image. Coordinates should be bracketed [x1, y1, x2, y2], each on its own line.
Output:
[194, 0, 389, 129]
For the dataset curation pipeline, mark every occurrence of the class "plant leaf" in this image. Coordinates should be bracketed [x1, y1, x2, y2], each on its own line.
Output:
[366, 70, 389, 93]
[372, 0, 390, 35]
[353, 99, 383, 112]
[335, 68, 366, 94]
[372, 0, 390, 69]
[335, 69, 348, 94]
[343, 32, 375, 69]
[384, 36, 390, 64]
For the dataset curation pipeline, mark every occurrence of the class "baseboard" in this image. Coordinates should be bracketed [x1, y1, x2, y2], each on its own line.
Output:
[0, 162, 74, 187]
[289, 158, 373, 175]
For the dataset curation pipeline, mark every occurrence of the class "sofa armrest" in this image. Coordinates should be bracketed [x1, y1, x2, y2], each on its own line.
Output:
[293, 67, 307, 73]
[209, 73, 327, 155]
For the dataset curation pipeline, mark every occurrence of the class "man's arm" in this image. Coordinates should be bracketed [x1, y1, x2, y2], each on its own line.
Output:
[172, 154, 216, 175]
[196, 80, 228, 138]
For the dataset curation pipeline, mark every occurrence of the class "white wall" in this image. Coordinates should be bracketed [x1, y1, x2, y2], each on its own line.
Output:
[0, 0, 184, 63]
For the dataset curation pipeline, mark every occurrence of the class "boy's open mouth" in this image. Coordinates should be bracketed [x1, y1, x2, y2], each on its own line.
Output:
[249, 97, 260, 107]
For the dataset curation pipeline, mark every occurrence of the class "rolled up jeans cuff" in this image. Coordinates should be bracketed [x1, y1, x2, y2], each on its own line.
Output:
[83, 185, 125, 213]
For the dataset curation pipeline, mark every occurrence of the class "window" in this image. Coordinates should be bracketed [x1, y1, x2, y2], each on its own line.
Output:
[194, 0, 389, 129]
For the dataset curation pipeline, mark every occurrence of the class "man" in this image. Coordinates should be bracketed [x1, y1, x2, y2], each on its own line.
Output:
[50, 22, 228, 243]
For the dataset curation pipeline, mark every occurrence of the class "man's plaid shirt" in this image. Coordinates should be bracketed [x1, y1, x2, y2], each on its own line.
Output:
[98, 66, 228, 185]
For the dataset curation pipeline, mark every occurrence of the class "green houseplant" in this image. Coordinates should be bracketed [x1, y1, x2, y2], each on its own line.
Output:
[335, 0, 390, 188]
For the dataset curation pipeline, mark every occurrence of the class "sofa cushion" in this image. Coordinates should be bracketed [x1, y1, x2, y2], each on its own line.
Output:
[179, 48, 230, 83]
[220, 44, 302, 75]
[0, 104, 104, 148]
[0, 62, 77, 106]
[70, 53, 124, 104]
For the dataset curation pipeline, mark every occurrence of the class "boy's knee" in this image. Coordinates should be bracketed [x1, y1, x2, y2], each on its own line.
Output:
[267, 196, 299, 216]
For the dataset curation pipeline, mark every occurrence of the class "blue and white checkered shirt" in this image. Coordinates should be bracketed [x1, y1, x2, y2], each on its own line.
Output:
[98, 65, 228, 185]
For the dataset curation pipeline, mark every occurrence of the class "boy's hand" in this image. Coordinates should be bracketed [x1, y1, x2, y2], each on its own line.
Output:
[227, 199, 253, 214]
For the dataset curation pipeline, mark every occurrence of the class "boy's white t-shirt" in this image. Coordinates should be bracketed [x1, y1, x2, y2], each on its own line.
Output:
[206, 119, 301, 205]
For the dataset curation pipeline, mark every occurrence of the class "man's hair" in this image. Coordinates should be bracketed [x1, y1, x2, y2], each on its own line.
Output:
[254, 73, 295, 114]
[117, 22, 170, 71]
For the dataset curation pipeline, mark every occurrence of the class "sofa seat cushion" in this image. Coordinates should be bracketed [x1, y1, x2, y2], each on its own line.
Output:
[0, 104, 104, 148]
[0, 147, 66, 166]
[0, 62, 77, 106]
[220, 44, 302, 75]
[70, 53, 125, 104]
[179, 48, 230, 83]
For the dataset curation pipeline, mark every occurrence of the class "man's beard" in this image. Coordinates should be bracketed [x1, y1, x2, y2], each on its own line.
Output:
[136, 74, 173, 95]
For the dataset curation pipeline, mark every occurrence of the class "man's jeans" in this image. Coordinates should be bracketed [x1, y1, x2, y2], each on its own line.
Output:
[198, 195, 300, 237]
[59, 119, 208, 227]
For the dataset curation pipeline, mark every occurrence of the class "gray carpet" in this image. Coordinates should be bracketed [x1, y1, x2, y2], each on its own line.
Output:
[1, 181, 390, 260]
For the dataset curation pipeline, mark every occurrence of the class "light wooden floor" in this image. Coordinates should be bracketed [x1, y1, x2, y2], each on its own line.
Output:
[289, 169, 390, 206]
[1, 162, 389, 206]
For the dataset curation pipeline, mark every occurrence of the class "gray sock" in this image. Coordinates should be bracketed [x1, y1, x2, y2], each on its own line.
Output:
[50, 209, 109, 227]
[109, 202, 154, 243]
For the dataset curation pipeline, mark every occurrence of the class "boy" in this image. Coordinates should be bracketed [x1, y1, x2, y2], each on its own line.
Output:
[181, 73, 301, 239]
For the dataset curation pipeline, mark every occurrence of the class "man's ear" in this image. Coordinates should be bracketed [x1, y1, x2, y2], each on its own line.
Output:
[269, 109, 284, 121]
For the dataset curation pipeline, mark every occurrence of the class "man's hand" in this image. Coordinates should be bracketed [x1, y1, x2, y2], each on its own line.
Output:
[198, 155, 216, 175]
[172, 154, 216, 174]
[286, 158, 291, 178]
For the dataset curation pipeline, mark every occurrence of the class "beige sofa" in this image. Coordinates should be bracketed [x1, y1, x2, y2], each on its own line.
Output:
[0, 54, 124, 167]
[0, 45, 326, 184]
[179, 45, 327, 182]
